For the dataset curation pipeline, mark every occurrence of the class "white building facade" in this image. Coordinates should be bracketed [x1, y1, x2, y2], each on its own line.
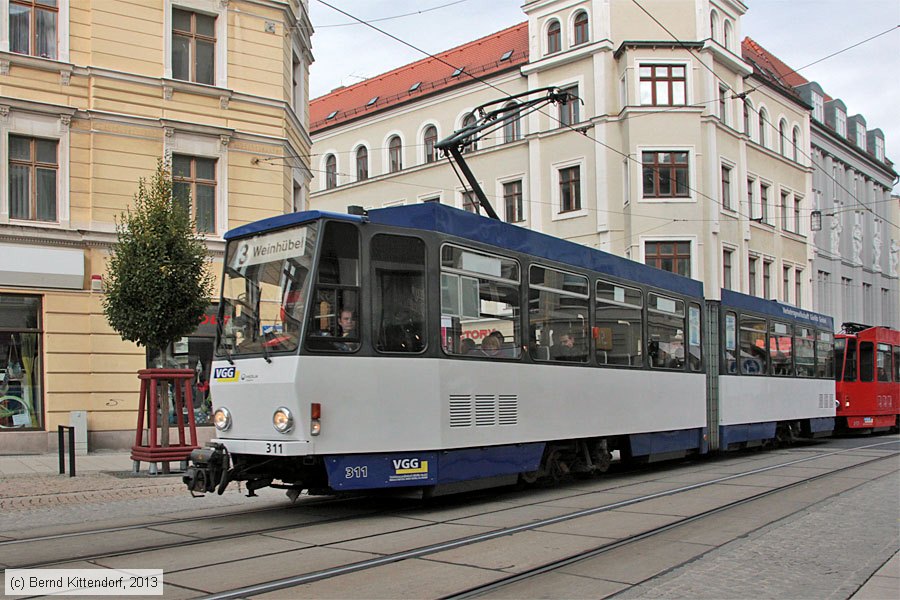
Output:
[309, 0, 836, 313]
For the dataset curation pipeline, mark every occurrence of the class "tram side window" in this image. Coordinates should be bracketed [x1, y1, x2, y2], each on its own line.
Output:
[440, 245, 521, 359]
[739, 316, 767, 376]
[688, 303, 702, 372]
[859, 342, 874, 382]
[876, 343, 891, 382]
[647, 294, 685, 369]
[842, 338, 857, 381]
[530, 266, 589, 363]
[769, 321, 793, 376]
[816, 331, 834, 379]
[595, 280, 642, 367]
[794, 326, 815, 378]
[893, 346, 900, 382]
[723, 312, 737, 374]
[306, 222, 360, 352]
[372, 235, 426, 353]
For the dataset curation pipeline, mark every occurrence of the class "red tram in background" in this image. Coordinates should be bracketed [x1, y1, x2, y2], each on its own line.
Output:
[834, 323, 900, 433]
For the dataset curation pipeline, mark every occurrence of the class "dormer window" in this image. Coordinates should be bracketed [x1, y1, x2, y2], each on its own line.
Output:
[812, 93, 823, 122]
[451, 66, 464, 77]
[856, 122, 866, 148]
[835, 110, 846, 137]
[366, 96, 378, 107]
[408, 81, 421, 92]
[875, 137, 884, 161]
[326, 110, 338, 120]
[500, 49, 513, 61]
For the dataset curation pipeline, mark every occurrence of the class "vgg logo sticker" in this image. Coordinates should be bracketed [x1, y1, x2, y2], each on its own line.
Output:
[213, 366, 239, 382]
[393, 458, 428, 474]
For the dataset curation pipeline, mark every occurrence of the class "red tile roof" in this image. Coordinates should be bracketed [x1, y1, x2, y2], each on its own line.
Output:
[310, 21, 528, 133]
[741, 37, 809, 90]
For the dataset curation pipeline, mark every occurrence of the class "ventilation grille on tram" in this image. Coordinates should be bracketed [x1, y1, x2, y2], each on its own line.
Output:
[448, 394, 518, 428]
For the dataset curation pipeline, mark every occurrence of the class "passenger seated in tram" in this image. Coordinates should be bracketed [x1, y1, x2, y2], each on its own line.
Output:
[460, 337, 476, 355]
[480, 335, 501, 357]
[550, 329, 583, 361]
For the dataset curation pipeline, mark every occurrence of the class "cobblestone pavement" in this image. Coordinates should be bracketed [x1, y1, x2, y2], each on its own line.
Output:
[0, 468, 286, 535]
[616, 472, 900, 599]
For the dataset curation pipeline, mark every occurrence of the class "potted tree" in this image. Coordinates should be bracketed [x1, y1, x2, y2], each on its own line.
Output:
[103, 159, 214, 473]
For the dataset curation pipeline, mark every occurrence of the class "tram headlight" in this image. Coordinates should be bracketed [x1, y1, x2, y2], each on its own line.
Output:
[273, 407, 294, 434]
[213, 407, 232, 431]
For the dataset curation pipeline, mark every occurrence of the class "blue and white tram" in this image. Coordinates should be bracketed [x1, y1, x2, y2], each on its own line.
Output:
[710, 290, 835, 449]
[182, 203, 830, 497]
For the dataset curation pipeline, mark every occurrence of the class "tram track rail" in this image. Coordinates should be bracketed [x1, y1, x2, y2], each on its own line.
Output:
[2, 440, 895, 587]
[193, 440, 899, 600]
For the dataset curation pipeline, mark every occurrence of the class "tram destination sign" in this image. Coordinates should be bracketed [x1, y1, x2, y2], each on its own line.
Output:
[231, 228, 307, 269]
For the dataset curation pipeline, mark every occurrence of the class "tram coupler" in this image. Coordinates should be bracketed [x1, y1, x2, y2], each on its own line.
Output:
[183, 443, 229, 496]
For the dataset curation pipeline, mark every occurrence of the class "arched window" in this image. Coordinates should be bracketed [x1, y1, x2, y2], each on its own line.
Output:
[355, 146, 368, 181]
[758, 108, 768, 147]
[502, 102, 520, 143]
[792, 126, 801, 162]
[423, 125, 438, 163]
[779, 119, 788, 156]
[573, 11, 589, 46]
[723, 20, 733, 49]
[388, 136, 402, 172]
[547, 19, 561, 54]
[709, 10, 719, 41]
[462, 113, 477, 153]
[743, 99, 753, 139]
[325, 154, 337, 189]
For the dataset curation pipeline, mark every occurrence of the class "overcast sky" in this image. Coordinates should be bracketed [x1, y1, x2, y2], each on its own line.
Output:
[308, 0, 900, 173]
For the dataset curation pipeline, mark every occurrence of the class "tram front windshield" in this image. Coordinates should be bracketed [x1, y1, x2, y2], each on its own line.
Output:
[216, 223, 318, 358]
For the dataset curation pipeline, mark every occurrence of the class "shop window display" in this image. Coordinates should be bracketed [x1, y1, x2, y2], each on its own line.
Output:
[0, 295, 43, 429]
[147, 305, 218, 425]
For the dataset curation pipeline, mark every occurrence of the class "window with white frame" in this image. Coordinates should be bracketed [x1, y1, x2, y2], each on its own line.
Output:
[558, 85, 579, 126]
[758, 108, 768, 147]
[501, 102, 520, 143]
[573, 10, 589, 46]
[423, 125, 438, 163]
[855, 121, 866, 148]
[795, 268, 803, 308]
[172, 153, 216, 233]
[709, 10, 718, 40]
[172, 7, 216, 85]
[782, 265, 791, 303]
[642, 151, 690, 198]
[748, 255, 758, 296]
[763, 260, 773, 299]
[355, 146, 368, 181]
[558, 165, 581, 213]
[388, 136, 402, 172]
[743, 99, 752, 138]
[165, 1, 226, 87]
[720, 164, 733, 211]
[164, 128, 227, 235]
[2, 110, 70, 227]
[9, 0, 58, 59]
[461, 113, 477, 153]
[760, 182, 770, 224]
[9, 135, 58, 221]
[503, 179, 524, 223]
[718, 86, 729, 124]
[792, 126, 801, 162]
[324, 154, 337, 189]
[793, 196, 802, 235]
[812, 93, 824, 122]
[779, 119, 788, 156]
[546, 19, 561, 54]
[875, 137, 884, 161]
[780, 190, 790, 231]
[639, 64, 687, 106]
[722, 247, 734, 290]
[645, 241, 691, 277]
[461, 189, 477, 213]
[747, 177, 755, 218]
[835, 110, 846, 137]
[723, 19, 733, 49]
